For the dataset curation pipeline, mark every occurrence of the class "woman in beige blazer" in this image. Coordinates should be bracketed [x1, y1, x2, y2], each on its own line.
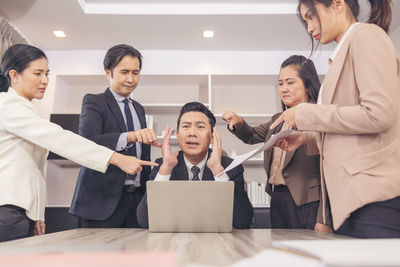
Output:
[0, 44, 157, 242]
[272, 0, 400, 238]
[223, 55, 332, 231]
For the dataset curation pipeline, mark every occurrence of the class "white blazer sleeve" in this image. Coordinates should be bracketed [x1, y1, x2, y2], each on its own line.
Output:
[0, 95, 114, 173]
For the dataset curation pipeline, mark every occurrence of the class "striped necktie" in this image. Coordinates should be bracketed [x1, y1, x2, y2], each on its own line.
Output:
[191, 166, 200, 181]
[123, 98, 137, 181]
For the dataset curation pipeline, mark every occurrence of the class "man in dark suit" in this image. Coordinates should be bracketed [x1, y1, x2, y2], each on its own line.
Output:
[70, 44, 161, 228]
[136, 102, 253, 229]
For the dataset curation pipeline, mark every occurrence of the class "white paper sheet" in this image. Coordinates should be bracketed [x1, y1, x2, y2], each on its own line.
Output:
[217, 129, 293, 176]
[274, 239, 400, 266]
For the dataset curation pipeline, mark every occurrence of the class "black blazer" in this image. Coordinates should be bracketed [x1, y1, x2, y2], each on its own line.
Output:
[136, 150, 254, 229]
[69, 88, 151, 220]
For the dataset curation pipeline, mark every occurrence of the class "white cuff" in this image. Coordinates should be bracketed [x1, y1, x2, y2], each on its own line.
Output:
[116, 132, 129, 151]
[154, 173, 171, 181]
[214, 173, 229, 182]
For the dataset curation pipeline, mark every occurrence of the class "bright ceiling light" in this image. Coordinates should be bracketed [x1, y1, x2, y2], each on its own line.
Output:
[53, 30, 66, 38]
[203, 31, 214, 38]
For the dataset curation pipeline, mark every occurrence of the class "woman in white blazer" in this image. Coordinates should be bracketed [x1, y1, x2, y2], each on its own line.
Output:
[0, 44, 157, 242]
[271, 0, 400, 238]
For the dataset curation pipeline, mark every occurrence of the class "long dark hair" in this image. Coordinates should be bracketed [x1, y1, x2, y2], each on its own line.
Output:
[298, 0, 392, 52]
[0, 44, 47, 92]
[280, 55, 321, 111]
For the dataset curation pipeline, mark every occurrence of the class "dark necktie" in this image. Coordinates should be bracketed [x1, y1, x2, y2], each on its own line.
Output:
[191, 166, 200, 181]
[123, 98, 137, 180]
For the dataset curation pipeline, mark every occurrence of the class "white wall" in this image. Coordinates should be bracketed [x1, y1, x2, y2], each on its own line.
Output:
[36, 50, 332, 119]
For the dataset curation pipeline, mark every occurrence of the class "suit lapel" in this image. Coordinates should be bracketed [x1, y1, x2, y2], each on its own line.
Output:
[264, 116, 282, 175]
[283, 150, 295, 169]
[321, 51, 348, 105]
[172, 152, 190, 180]
[130, 99, 146, 129]
[202, 149, 216, 181]
[105, 88, 127, 132]
[322, 24, 360, 105]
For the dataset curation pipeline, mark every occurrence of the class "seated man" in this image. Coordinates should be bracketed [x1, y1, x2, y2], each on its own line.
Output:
[136, 102, 254, 229]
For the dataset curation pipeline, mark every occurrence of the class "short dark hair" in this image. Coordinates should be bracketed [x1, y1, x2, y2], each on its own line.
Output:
[0, 44, 47, 92]
[177, 102, 216, 133]
[280, 55, 321, 110]
[103, 44, 143, 76]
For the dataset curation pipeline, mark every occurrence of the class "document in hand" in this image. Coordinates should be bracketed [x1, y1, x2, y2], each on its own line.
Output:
[217, 129, 293, 177]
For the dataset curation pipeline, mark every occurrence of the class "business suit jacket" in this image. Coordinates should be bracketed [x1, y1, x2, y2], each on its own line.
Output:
[232, 113, 321, 207]
[69, 88, 151, 221]
[0, 88, 113, 221]
[136, 150, 254, 229]
[295, 23, 400, 230]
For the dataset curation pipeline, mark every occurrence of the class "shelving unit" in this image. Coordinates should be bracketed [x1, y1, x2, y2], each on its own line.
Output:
[47, 73, 281, 207]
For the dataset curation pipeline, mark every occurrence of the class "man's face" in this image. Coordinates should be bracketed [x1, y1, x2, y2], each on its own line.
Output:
[177, 111, 212, 160]
[106, 55, 140, 97]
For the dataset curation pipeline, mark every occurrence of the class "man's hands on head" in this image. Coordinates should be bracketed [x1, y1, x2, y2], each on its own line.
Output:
[159, 125, 179, 175]
[207, 127, 224, 176]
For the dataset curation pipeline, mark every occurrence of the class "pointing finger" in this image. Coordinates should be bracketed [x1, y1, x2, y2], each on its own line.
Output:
[139, 160, 159, 167]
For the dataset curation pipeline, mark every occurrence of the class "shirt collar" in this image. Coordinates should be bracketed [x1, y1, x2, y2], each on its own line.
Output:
[329, 22, 360, 64]
[183, 152, 208, 172]
[8, 87, 17, 95]
[7, 86, 33, 102]
[109, 87, 131, 103]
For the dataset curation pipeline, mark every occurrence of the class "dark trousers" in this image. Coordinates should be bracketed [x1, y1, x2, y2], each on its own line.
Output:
[335, 196, 400, 238]
[80, 190, 143, 228]
[0, 205, 34, 242]
[270, 185, 319, 230]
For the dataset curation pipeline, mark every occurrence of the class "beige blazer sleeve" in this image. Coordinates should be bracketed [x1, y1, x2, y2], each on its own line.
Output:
[295, 25, 399, 134]
[0, 94, 114, 172]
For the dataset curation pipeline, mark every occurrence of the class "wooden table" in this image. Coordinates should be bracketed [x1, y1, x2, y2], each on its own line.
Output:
[0, 229, 349, 266]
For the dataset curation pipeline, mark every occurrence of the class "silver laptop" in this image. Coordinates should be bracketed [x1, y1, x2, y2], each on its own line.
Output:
[147, 181, 234, 233]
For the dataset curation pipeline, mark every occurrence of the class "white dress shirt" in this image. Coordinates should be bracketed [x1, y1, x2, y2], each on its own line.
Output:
[109, 88, 142, 186]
